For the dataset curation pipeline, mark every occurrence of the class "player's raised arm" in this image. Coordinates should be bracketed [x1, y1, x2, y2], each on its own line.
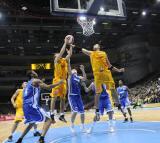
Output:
[65, 44, 74, 61]
[82, 48, 92, 56]
[79, 65, 87, 81]
[67, 58, 72, 76]
[106, 54, 125, 73]
[54, 37, 68, 63]
[11, 90, 19, 108]
[32, 79, 63, 90]
[82, 82, 94, 93]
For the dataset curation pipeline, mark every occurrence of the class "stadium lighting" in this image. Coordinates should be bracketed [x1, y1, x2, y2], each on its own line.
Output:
[142, 10, 147, 16]
[100, 7, 104, 11]
[22, 6, 28, 11]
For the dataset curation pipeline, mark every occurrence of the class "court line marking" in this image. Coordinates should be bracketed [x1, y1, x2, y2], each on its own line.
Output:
[2, 121, 159, 143]
[49, 128, 156, 143]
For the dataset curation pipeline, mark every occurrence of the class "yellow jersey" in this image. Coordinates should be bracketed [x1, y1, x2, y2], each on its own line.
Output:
[90, 51, 109, 73]
[54, 58, 68, 80]
[15, 89, 23, 108]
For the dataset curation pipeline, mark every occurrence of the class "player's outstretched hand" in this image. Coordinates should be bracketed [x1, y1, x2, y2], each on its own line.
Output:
[120, 68, 125, 73]
[80, 65, 85, 71]
[70, 44, 75, 48]
[64, 36, 69, 44]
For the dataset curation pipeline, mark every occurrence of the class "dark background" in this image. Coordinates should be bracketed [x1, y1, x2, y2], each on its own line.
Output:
[0, 0, 160, 102]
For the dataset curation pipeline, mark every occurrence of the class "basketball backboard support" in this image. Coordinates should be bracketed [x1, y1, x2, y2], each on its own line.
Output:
[50, 0, 126, 20]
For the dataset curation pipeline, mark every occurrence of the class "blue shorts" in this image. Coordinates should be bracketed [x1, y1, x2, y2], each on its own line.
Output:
[120, 97, 131, 109]
[99, 96, 113, 115]
[23, 104, 49, 124]
[68, 95, 84, 114]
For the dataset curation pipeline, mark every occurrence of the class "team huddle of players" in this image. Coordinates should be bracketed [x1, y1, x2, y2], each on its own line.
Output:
[7, 35, 133, 143]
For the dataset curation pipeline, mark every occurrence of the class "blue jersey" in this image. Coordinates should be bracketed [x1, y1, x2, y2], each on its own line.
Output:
[68, 74, 81, 95]
[117, 86, 128, 99]
[23, 79, 40, 107]
[91, 83, 109, 98]
[100, 89, 110, 99]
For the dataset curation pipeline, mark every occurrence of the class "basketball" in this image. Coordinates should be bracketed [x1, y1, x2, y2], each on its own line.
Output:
[65, 35, 74, 44]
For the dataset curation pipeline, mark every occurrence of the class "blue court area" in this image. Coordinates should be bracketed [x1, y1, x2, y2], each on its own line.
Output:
[3, 121, 160, 143]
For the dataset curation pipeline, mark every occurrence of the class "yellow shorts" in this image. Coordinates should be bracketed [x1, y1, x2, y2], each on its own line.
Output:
[50, 79, 67, 99]
[14, 108, 24, 122]
[94, 70, 115, 94]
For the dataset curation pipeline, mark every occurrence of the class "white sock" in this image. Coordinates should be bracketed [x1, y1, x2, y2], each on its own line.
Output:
[34, 127, 37, 133]
[71, 123, 74, 128]
[108, 120, 116, 127]
[81, 124, 85, 129]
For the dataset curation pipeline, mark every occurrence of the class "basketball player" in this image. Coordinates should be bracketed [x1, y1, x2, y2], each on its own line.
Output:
[82, 44, 124, 121]
[67, 50, 87, 133]
[7, 82, 40, 142]
[82, 82, 115, 132]
[50, 36, 73, 123]
[16, 71, 64, 143]
[117, 80, 133, 122]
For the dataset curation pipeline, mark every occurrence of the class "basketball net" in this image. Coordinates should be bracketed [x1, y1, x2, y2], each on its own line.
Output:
[77, 16, 96, 36]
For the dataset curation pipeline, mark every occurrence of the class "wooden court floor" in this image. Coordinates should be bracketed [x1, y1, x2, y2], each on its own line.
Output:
[1, 105, 160, 142]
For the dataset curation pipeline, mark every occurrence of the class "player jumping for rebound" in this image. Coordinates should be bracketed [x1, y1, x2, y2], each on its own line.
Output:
[117, 80, 133, 122]
[16, 71, 64, 143]
[67, 47, 87, 133]
[50, 36, 73, 122]
[7, 82, 40, 142]
[82, 44, 124, 121]
[82, 82, 115, 133]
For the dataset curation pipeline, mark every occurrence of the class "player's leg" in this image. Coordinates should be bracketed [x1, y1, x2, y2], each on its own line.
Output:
[7, 121, 20, 141]
[59, 97, 67, 123]
[50, 96, 57, 122]
[107, 111, 115, 132]
[68, 95, 78, 133]
[80, 113, 85, 130]
[120, 106, 128, 122]
[50, 79, 60, 122]
[78, 95, 86, 132]
[16, 123, 34, 143]
[127, 107, 133, 122]
[33, 123, 41, 136]
[121, 101, 128, 122]
[87, 96, 102, 134]
[106, 95, 115, 132]
[8, 108, 24, 141]
[94, 78, 102, 121]
[39, 118, 52, 143]
[70, 112, 77, 133]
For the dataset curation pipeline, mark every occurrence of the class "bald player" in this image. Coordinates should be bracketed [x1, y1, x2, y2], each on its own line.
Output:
[82, 44, 124, 120]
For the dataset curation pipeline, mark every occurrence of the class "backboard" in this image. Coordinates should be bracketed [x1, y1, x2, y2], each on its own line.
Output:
[50, 0, 126, 20]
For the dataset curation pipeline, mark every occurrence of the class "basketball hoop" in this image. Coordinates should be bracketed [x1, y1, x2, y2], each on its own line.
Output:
[77, 16, 96, 36]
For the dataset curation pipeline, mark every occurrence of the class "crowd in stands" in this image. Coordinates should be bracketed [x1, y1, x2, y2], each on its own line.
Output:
[130, 78, 160, 104]
[1, 77, 160, 116]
